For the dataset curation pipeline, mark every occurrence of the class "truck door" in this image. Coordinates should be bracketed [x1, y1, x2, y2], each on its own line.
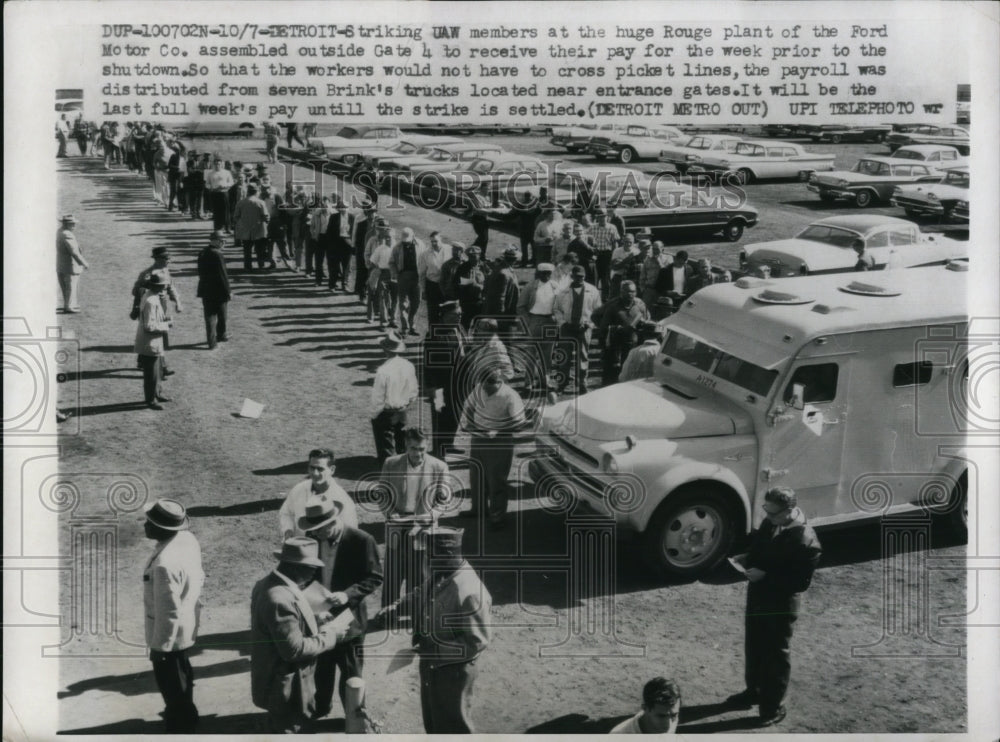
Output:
[759, 356, 852, 520]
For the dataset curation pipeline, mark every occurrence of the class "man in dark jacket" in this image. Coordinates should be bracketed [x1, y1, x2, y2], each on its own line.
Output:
[727, 487, 822, 727]
[300, 497, 383, 721]
[483, 245, 521, 329]
[196, 231, 231, 348]
[653, 249, 696, 306]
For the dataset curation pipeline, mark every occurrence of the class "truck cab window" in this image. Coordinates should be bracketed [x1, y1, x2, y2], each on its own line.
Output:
[783, 363, 839, 404]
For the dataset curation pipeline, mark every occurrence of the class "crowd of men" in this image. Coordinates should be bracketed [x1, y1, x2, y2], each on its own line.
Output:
[63, 125, 824, 734]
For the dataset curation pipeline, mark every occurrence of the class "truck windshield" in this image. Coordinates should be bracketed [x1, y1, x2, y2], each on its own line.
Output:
[662, 329, 779, 396]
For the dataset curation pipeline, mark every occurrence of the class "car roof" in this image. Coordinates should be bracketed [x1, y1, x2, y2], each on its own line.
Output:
[737, 139, 800, 148]
[806, 214, 916, 232]
[673, 263, 968, 365]
[431, 142, 504, 152]
[895, 144, 961, 153]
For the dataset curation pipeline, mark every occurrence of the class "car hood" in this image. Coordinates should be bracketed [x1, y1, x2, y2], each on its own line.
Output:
[548, 379, 747, 442]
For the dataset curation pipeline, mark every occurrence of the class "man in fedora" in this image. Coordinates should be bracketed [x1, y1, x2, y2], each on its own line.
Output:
[390, 226, 426, 336]
[370, 332, 419, 464]
[131, 246, 182, 375]
[483, 245, 521, 330]
[56, 214, 89, 313]
[197, 231, 231, 349]
[135, 273, 173, 410]
[298, 497, 383, 720]
[143, 499, 205, 733]
[378, 526, 492, 733]
[251, 537, 350, 733]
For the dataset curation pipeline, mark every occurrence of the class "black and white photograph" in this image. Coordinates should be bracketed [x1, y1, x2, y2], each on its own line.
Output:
[4, 1, 999, 739]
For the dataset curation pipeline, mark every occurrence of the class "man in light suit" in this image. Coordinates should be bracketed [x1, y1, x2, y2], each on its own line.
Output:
[143, 499, 205, 733]
[378, 427, 451, 608]
[553, 266, 603, 395]
[250, 537, 348, 733]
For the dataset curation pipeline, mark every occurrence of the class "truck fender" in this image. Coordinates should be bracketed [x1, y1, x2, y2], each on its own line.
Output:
[639, 459, 752, 534]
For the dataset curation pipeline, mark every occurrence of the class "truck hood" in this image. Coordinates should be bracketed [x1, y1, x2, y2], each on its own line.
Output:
[550, 379, 749, 442]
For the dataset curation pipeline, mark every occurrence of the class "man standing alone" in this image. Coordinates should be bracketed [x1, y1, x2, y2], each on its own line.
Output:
[196, 231, 231, 349]
[56, 214, 88, 313]
[371, 333, 419, 464]
[143, 499, 205, 733]
[135, 274, 173, 410]
[727, 487, 822, 727]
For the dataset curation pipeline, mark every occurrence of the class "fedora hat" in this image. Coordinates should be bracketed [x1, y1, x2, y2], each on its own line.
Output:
[380, 331, 406, 354]
[146, 272, 167, 288]
[60, 214, 77, 224]
[298, 495, 344, 533]
[144, 499, 189, 531]
[272, 537, 324, 568]
[414, 526, 464, 555]
[151, 246, 170, 259]
[209, 230, 227, 244]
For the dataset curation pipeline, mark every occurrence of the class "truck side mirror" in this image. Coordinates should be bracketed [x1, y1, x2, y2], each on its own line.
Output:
[789, 383, 806, 410]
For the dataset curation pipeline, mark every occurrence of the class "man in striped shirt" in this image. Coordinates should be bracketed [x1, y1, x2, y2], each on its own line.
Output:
[589, 208, 621, 300]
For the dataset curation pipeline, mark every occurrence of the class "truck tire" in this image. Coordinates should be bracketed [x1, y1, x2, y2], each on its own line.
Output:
[854, 189, 876, 208]
[619, 147, 637, 164]
[641, 485, 740, 579]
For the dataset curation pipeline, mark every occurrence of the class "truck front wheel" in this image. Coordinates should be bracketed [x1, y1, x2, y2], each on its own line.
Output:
[641, 486, 739, 579]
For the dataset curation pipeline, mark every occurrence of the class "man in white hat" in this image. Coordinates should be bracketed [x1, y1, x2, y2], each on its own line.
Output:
[250, 537, 349, 733]
[142, 499, 205, 732]
[390, 227, 426, 336]
[517, 262, 558, 390]
[371, 332, 419, 464]
[56, 214, 89, 313]
[298, 496, 382, 720]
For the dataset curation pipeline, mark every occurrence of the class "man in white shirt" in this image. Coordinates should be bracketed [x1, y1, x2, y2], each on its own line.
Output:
[366, 218, 397, 328]
[609, 232, 640, 299]
[459, 369, 526, 528]
[371, 332, 419, 463]
[517, 263, 559, 390]
[619, 324, 665, 382]
[418, 231, 448, 326]
[204, 158, 235, 233]
[610, 677, 681, 734]
[278, 447, 359, 540]
[532, 208, 564, 265]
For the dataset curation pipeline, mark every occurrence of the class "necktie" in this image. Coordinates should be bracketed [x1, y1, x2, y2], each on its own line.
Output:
[570, 287, 584, 325]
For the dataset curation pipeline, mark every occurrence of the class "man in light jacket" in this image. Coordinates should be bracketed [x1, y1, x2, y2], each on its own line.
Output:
[553, 266, 602, 395]
[233, 184, 270, 272]
[56, 214, 89, 313]
[134, 274, 173, 410]
[143, 499, 205, 733]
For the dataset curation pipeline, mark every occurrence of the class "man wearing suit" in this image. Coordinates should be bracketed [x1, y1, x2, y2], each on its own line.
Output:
[328, 201, 355, 292]
[250, 537, 348, 733]
[233, 184, 270, 272]
[353, 203, 376, 303]
[552, 266, 603, 395]
[56, 214, 89, 313]
[727, 487, 822, 727]
[378, 427, 450, 607]
[299, 497, 383, 720]
[391, 227, 426, 336]
[653, 250, 695, 306]
[197, 231, 231, 348]
[143, 499, 205, 733]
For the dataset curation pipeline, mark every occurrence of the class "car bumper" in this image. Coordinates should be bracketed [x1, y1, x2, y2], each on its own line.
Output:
[890, 196, 944, 215]
[588, 144, 619, 157]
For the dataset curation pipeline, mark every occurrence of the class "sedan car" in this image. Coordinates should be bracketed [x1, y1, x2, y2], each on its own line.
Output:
[587, 125, 686, 164]
[614, 186, 759, 242]
[549, 123, 629, 153]
[890, 165, 969, 220]
[658, 134, 743, 174]
[358, 135, 463, 169]
[305, 125, 404, 167]
[810, 124, 892, 143]
[740, 215, 964, 276]
[886, 124, 969, 156]
[413, 154, 553, 207]
[698, 140, 836, 183]
[889, 144, 966, 168]
[807, 156, 944, 207]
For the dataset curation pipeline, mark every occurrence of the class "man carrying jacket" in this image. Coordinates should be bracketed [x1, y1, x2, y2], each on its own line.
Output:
[143, 499, 205, 733]
[727, 487, 823, 727]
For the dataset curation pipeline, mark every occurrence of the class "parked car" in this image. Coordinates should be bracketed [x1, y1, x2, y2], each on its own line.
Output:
[550, 123, 629, 153]
[382, 142, 506, 190]
[358, 135, 463, 169]
[175, 121, 256, 138]
[698, 141, 836, 184]
[807, 156, 944, 207]
[614, 187, 759, 243]
[886, 124, 969, 156]
[810, 124, 892, 143]
[587, 124, 686, 164]
[889, 144, 967, 168]
[740, 214, 963, 276]
[658, 134, 743, 174]
[415, 154, 552, 206]
[890, 165, 969, 220]
[306, 125, 404, 167]
[761, 124, 795, 137]
[951, 199, 969, 223]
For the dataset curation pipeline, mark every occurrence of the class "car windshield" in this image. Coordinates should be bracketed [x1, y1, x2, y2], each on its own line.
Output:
[662, 330, 778, 396]
[892, 150, 927, 161]
[796, 224, 864, 248]
[335, 127, 359, 139]
[734, 143, 765, 157]
[465, 158, 500, 173]
[626, 126, 650, 136]
[426, 149, 455, 161]
[394, 142, 420, 154]
[853, 160, 891, 176]
[944, 171, 970, 187]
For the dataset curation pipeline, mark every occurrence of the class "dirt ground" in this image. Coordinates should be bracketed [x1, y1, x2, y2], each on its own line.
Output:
[54, 135, 966, 734]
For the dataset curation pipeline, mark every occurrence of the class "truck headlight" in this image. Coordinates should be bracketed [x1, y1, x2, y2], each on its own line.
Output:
[601, 453, 619, 473]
